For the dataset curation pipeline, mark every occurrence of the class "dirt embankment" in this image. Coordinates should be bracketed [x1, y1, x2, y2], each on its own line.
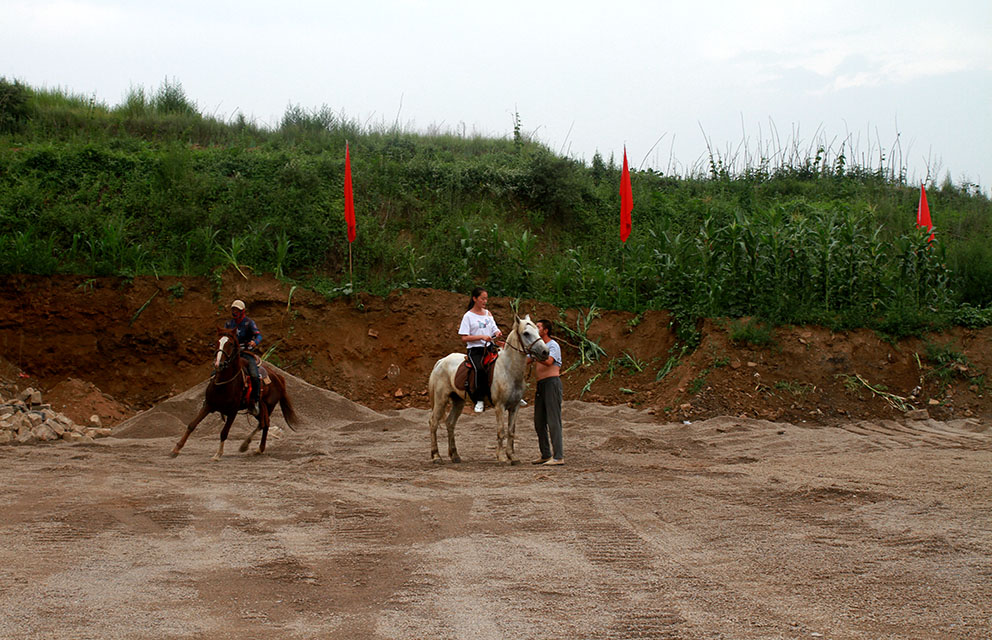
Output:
[0, 273, 989, 427]
[1, 274, 991, 639]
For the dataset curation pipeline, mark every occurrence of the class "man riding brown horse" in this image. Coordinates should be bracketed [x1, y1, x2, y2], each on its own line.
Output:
[225, 299, 262, 415]
[171, 324, 299, 460]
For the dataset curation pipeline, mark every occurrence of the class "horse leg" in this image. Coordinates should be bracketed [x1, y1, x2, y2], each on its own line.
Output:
[243, 389, 273, 454]
[239, 425, 261, 453]
[171, 404, 210, 457]
[212, 413, 237, 461]
[429, 395, 446, 463]
[256, 405, 270, 454]
[494, 405, 508, 463]
[505, 405, 521, 465]
[446, 396, 465, 463]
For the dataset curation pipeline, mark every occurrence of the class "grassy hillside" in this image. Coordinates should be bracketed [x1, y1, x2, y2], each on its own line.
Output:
[1, 78, 990, 334]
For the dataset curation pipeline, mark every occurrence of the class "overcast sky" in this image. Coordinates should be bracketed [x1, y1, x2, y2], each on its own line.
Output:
[4, 0, 991, 190]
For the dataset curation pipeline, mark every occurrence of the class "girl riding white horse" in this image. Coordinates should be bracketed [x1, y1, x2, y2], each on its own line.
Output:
[429, 314, 549, 464]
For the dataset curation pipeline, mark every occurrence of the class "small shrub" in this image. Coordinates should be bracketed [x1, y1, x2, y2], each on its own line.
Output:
[153, 77, 198, 116]
[688, 371, 708, 394]
[0, 76, 31, 133]
[951, 304, 992, 328]
[774, 380, 814, 396]
[656, 344, 690, 382]
[923, 339, 972, 387]
[729, 318, 775, 346]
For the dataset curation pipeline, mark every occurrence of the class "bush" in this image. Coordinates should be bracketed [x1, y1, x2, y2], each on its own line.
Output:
[153, 78, 197, 116]
[0, 77, 31, 133]
[728, 318, 775, 346]
[3, 78, 991, 337]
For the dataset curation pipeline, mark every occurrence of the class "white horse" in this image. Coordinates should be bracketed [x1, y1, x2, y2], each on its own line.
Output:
[429, 315, 550, 464]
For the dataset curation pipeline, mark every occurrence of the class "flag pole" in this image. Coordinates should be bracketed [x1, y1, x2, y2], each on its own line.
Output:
[620, 243, 625, 303]
[620, 144, 633, 302]
[344, 139, 357, 292]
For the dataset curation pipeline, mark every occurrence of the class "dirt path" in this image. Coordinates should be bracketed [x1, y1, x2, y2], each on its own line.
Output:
[1, 375, 989, 639]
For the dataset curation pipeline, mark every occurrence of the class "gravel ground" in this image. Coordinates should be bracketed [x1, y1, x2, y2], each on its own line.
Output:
[1, 373, 990, 639]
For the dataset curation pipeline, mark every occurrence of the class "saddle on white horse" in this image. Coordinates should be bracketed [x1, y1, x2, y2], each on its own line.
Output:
[454, 352, 497, 397]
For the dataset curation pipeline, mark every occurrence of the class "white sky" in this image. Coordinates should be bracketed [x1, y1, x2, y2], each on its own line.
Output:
[3, 0, 991, 190]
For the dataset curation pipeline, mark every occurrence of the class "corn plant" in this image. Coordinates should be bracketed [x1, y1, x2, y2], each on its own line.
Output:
[216, 235, 250, 279]
[273, 229, 292, 279]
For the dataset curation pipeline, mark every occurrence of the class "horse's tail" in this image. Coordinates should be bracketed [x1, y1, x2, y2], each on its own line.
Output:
[275, 377, 300, 431]
[428, 357, 450, 408]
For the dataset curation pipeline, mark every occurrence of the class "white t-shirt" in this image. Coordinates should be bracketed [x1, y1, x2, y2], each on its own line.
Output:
[459, 310, 500, 349]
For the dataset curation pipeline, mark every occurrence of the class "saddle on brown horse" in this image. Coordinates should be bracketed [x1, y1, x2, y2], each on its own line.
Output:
[240, 353, 272, 409]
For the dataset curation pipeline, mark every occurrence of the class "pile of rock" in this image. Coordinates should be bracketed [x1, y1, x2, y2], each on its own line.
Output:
[0, 387, 112, 445]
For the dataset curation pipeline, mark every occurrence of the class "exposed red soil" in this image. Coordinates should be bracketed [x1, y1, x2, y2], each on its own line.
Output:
[1, 273, 989, 426]
[2, 273, 990, 638]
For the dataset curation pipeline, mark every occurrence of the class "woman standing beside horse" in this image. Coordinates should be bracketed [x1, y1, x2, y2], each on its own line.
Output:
[458, 287, 502, 413]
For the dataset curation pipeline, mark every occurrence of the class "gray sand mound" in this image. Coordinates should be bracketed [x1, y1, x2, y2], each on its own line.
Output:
[114, 364, 382, 439]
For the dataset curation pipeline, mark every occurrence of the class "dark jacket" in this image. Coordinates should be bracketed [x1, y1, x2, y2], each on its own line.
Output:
[224, 315, 262, 349]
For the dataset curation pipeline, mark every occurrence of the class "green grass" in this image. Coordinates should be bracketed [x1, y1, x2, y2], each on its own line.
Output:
[688, 371, 708, 395]
[922, 339, 977, 388]
[774, 380, 815, 396]
[2, 78, 991, 334]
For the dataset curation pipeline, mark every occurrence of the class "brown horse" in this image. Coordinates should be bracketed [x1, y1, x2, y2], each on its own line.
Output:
[171, 328, 299, 460]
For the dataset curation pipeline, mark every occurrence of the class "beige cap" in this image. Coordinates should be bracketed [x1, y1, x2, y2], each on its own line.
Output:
[231, 299, 246, 311]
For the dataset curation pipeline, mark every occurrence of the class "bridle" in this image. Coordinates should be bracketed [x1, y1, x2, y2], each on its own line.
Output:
[211, 337, 243, 386]
[501, 320, 545, 358]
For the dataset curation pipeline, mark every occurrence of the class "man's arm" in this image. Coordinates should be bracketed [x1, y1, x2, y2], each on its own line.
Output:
[247, 319, 262, 349]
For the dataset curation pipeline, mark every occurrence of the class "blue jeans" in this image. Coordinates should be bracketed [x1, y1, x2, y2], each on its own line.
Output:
[241, 353, 260, 403]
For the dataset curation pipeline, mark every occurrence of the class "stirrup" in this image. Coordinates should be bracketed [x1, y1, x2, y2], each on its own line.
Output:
[474, 400, 485, 413]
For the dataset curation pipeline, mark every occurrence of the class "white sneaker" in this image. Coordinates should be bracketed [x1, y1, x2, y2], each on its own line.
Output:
[474, 401, 485, 413]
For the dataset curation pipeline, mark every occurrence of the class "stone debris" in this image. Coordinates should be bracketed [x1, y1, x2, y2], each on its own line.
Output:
[1, 387, 108, 446]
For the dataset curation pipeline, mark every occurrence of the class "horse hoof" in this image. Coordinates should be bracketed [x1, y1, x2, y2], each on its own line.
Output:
[510, 459, 522, 466]
[210, 455, 221, 462]
[451, 455, 462, 464]
[169, 450, 180, 458]
[239, 442, 250, 453]
[432, 457, 444, 465]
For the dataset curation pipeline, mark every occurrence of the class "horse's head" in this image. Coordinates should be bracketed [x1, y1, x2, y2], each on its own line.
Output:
[214, 327, 240, 372]
[514, 315, 549, 361]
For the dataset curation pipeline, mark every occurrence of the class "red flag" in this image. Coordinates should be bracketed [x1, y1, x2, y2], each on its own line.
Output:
[917, 183, 933, 243]
[344, 142, 356, 243]
[620, 147, 632, 242]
